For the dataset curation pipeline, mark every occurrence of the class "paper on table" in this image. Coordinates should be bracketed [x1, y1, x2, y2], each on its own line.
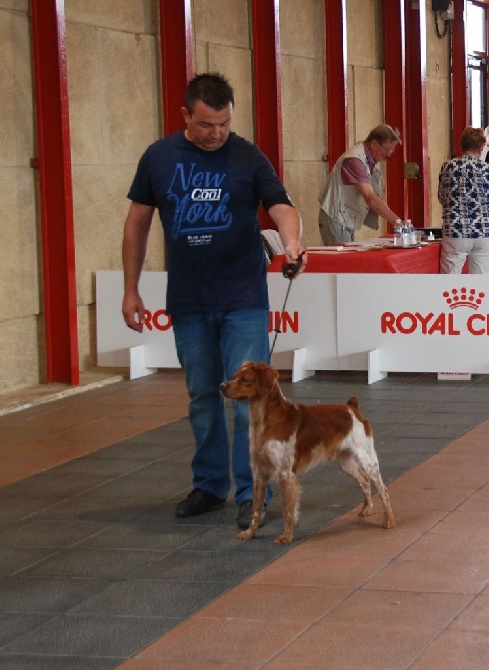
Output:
[307, 246, 371, 252]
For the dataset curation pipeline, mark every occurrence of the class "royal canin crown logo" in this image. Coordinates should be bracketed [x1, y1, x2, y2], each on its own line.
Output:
[443, 288, 485, 310]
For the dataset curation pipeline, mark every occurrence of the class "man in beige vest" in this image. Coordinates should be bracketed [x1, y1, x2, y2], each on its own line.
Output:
[318, 124, 402, 245]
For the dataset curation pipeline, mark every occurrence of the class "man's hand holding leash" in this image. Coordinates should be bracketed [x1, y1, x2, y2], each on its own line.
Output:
[271, 246, 307, 356]
[283, 248, 307, 279]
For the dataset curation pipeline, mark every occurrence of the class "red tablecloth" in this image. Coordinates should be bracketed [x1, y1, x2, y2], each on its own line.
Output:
[269, 243, 441, 274]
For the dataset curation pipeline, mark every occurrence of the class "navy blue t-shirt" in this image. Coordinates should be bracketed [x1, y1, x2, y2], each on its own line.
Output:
[128, 131, 287, 315]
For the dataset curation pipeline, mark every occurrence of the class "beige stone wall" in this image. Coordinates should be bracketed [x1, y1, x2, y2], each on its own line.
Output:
[0, 1, 39, 392]
[347, 0, 383, 139]
[193, 0, 254, 142]
[65, 1, 163, 371]
[345, 0, 385, 240]
[425, 0, 451, 227]
[0, 0, 455, 393]
[281, 0, 326, 246]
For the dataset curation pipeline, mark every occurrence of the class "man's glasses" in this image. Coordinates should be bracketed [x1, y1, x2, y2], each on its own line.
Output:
[376, 140, 396, 157]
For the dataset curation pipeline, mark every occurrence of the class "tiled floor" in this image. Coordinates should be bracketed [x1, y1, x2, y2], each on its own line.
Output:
[1, 368, 489, 669]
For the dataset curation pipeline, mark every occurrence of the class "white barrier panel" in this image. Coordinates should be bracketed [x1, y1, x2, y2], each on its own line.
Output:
[337, 274, 489, 374]
[96, 271, 489, 381]
[96, 271, 179, 374]
[267, 273, 366, 372]
[96, 271, 349, 378]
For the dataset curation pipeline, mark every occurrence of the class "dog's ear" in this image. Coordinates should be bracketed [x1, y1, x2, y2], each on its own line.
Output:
[257, 364, 279, 393]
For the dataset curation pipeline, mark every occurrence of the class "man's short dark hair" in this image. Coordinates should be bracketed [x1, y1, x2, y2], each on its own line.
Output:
[185, 73, 235, 114]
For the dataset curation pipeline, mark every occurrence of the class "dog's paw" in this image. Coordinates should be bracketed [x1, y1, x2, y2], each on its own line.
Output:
[358, 502, 373, 517]
[236, 529, 255, 540]
[274, 533, 293, 544]
[383, 513, 395, 529]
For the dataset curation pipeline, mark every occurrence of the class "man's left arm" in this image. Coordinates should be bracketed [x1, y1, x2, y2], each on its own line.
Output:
[268, 203, 307, 274]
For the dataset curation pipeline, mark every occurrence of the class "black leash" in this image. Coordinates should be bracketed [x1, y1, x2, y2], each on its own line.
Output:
[270, 251, 305, 357]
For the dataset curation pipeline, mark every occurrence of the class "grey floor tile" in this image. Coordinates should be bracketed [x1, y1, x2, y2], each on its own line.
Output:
[86, 470, 189, 500]
[380, 437, 447, 457]
[366, 410, 480, 426]
[73, 478, 169, 502]
[15, 548, 167, 579]
[79, 521, 209, 551]
[360, 399, 432, 413]
[85, 442, 176, 460]
[33, 497, 156, 522]
[45, 457, 147, 478]
[373, 422, 474, 440]
[432, 400, 489, 415]
[1, 614, 176, 657]
[69, 579, 233, 617]
[0, 476, 110, 500]
[119, 459, 192, 481]
[0, 577, 112, 613]
[0, 497, 67, 525]
[0, 613, 54, 646]
[0, 520, 111, 549]
[128, 548, 273, 584]
[0, 549, 59, 578]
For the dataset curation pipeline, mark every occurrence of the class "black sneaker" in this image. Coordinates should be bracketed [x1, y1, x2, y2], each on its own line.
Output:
[237, 500, 267, 529]
[175, 488, 226, 518]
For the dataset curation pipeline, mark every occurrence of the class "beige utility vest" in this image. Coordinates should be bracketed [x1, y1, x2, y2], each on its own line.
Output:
[319, 142, 382, 231]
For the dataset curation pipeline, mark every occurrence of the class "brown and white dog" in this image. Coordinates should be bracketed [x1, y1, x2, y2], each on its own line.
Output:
[220, 362, 395, 544]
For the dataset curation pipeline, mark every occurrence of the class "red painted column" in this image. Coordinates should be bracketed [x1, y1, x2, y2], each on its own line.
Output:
[324, 0, 348, 169]
[252, 0, 283, 180]
[405, 0, 429, 227]
[30, 0, 79, 385]
[451, 0, 468, 155]
[159, 0, 194, 135]
[383, 0, 408, 223]
[252, 0, 283, 230]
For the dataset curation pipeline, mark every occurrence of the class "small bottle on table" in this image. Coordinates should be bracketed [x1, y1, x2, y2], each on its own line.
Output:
[393, 219, 403, 246]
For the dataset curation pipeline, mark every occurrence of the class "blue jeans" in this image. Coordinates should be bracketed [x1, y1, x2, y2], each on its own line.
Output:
[172, 308, 272, 505]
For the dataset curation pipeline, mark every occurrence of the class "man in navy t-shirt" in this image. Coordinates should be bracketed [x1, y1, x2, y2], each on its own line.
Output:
[122, 72, 305, 529]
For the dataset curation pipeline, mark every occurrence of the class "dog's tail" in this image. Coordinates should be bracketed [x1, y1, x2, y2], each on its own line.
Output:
[347, 396, 359, 409]
[347, 396, 373, 438]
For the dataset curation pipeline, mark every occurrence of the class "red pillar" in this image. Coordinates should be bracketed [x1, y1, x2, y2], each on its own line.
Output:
[252, 0, 283, 180]
[30, 0, 79, 385]
[159, 0, 194, 136]
[405, 0, 429, 227]
[324, 0, 348, 169]
[383, 0, 408, 223]
[252, 0, 283, 229]
[451, 0, 468, 155]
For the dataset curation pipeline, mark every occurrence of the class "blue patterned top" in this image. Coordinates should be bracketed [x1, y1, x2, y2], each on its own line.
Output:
[438, 154, 489, 238]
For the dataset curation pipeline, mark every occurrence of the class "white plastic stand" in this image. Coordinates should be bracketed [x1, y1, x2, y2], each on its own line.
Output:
[368, 349, 387, 385]
[292, 347, 314, 382]
[129, 345, 157, 380]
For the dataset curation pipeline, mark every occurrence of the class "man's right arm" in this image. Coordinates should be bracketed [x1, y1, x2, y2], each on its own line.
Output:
[355, 182, 401, 227]
[122, 202, 155, 332]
